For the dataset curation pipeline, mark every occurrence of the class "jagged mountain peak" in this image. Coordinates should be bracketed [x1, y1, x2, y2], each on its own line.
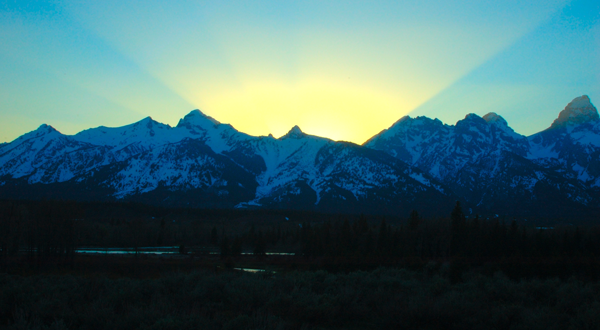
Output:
[456, 113, 487, 127]
[13, 124, 61, 142]
[463, 113, 482, 120]
[134, 116, 162, 128]
[177, 109, 221, 128]
[392, 115, 412, 126]
[36, 124, 58, 133]
[482, 112, 523, 139]
[281, 125, 305, 139]
[568, 95, 594, 109]
[550, 95, 598, 129]
[128, 116, 172, 131]
[390, 115, 442, 128]
[388, 115, 440, 132]
[483, 112, 508, 126]
[363, 115, 445, 149]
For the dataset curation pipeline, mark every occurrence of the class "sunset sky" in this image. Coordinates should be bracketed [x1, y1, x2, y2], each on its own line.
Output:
[1, 0, 598, 144]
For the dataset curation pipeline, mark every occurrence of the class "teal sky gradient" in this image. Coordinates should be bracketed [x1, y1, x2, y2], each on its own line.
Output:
[1, 0, 598, 143]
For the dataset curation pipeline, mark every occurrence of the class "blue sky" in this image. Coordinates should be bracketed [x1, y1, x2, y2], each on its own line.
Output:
[0, 0, 598, 143]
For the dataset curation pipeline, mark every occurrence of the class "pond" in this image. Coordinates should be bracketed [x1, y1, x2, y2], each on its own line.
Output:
[76, 247, 179, 255]
[76, 247, 295, 256]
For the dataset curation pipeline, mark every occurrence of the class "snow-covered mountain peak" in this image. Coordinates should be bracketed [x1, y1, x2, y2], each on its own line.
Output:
[139, 116, 155, 123]
[483, 112, 508, 126]
[281, 125, 305, 139]
[177, 109, 221, 129]
[133, 116, 166, 130]
[35, 124, 59, 134]
[73, 116, 174, 150]
[550, 95, 598, 129]
[11, 124, 62, 143]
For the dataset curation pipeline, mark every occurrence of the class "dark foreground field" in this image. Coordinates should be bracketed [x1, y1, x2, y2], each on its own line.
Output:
[2, 257, 600, 330]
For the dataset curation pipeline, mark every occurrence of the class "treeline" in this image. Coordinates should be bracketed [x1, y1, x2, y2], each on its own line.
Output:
[3, 199, 600, 275]
[0, 201, 80, 261]
[290, 202, 600, 260]
[217, 201, 600, 260]
[246, 202, 600, 279]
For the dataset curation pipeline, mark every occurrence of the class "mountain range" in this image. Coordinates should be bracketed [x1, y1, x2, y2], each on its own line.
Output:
[1, 95, 599, 219]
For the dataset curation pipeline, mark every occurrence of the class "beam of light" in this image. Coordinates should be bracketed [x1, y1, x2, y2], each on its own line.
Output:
[407, 0, 599, 136]
[1, 0, 571, 144]
[0, 6, 195, 137]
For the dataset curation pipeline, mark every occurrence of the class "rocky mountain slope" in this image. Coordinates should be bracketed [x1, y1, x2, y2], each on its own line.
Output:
[0, 110, 453, 216]
[365, 95, 599, 217]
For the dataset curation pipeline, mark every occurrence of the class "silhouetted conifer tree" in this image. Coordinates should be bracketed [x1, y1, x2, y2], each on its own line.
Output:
[357, 214, 369, 234]
[254, 232, 266, 256]
[409, 210, 420, 230]
[377, 219, 388, 254]
[451, 202, 466, 232]
[231, 237, 242, 257]
[220, 235, 230, 258]
[450, 201, 466, 256]
[210, 226, 219, 246]
[157, 218, 166, 246]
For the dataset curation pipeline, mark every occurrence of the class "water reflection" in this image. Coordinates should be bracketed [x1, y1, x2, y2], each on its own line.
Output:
[76, 247, 294, 256]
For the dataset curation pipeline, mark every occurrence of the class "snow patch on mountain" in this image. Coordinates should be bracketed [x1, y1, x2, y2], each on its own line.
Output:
[528, 142, 560, 159]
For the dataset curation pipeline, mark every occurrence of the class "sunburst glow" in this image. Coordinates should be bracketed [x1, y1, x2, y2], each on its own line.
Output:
[0, 0, 597, 143]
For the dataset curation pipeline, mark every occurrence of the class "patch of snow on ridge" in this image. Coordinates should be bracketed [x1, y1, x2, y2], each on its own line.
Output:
[528, 142, 560, 159]
[235, 200, 262, 208]
[570, 130, 600, 147]
[572, 163, 591, 181]
[409, 172, 430, 187]
[245, 134, 329, 205]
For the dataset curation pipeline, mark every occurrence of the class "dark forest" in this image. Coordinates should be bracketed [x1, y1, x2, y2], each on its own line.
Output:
[2, 199, 600, 329]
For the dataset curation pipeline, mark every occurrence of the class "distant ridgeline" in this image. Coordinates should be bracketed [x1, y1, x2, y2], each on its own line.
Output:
[1, 96, 600, 219]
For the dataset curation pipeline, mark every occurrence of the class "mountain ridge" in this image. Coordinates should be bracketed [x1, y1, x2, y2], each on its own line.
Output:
[1, 96, 599, 219]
